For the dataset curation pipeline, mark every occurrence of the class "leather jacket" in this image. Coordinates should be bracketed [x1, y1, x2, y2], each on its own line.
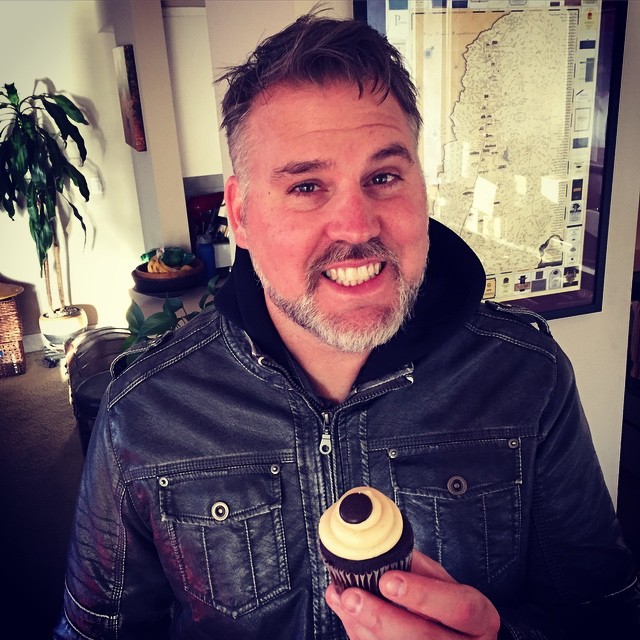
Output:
[55, 221, 639, 639]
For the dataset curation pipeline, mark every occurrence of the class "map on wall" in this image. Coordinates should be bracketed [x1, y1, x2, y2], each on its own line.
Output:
[385, 0, 607, 306]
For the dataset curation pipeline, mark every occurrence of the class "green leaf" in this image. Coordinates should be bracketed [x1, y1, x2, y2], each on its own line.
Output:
[125, 301, 145, 333]
[41, 97, 87, 162]
[29, 156, 48, 191]
[198, 292, 212, 310]
[64, 161, 90, 200]
[162, 297, 183, 315]
[66, 199, 87, 238]
[120, 334, 137, 352]
[137, 312, 176, 339]
[9, 127, 28, 175]
[42, 189, 57, 222]
[43, 133, 65, 176]
[50, 94, 89, 125]
[5, 83, 19, 106]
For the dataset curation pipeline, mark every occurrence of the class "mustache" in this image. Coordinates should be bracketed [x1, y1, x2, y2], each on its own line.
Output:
[306, 238, 400, 288]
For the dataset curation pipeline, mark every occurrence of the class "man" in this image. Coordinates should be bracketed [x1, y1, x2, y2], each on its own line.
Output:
[55, 12, 639, 640]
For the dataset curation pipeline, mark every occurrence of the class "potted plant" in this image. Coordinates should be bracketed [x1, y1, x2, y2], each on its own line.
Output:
[0, 81, 91, 348]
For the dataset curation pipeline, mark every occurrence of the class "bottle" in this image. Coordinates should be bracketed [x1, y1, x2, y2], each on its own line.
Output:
[196, 233, 216, 285]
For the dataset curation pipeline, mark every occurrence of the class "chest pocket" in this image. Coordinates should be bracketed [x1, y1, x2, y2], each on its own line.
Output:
[159, 464, 290, 618]
[388, 437, 522, 588]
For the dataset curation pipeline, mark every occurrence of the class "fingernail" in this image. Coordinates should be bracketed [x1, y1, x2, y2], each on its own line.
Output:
[342, 591, 362, 614]
[382, 575, 405, 597]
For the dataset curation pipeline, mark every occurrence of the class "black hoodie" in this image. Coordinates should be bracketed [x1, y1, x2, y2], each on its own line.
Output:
[213, 219, 486, 385]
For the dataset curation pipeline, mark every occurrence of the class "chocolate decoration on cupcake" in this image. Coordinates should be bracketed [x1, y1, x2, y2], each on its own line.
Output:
[339, 492, 373, 524]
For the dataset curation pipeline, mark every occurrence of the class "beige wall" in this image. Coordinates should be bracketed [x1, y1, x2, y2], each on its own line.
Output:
[0, 0, 148, 339]
[0, 0, 638, 499]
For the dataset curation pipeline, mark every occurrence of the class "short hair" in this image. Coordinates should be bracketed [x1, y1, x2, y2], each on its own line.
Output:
[217, 11, 422, 176]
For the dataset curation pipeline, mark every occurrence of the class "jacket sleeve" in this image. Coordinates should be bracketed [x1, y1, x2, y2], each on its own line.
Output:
[496, 344, 640, 639]
[53, 401, 174, 640]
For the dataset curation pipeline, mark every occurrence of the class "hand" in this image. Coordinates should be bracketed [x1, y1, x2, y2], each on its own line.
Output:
[325, 549, 500, 639]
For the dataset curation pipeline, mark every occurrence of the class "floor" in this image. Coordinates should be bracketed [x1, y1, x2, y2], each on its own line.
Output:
[0, 351, 85, 638]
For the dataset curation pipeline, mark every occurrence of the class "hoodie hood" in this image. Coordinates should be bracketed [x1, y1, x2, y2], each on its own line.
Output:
[214, 219, 486, 384]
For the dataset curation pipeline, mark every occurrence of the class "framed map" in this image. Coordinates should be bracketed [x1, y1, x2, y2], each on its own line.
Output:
[356, 0, 627, 318]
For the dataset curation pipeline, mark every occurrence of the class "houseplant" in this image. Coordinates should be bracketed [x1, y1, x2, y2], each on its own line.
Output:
[123, 274, 218, 354]
[0, 81, 91, 348]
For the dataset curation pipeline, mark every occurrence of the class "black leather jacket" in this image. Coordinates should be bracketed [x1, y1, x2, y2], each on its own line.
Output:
[55, 221, 639, 639]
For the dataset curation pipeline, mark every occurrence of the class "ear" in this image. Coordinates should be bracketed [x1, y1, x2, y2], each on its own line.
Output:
[225, 175, 249, 249]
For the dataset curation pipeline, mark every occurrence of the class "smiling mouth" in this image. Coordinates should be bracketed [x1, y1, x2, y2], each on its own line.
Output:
[323, 262, 384, 287]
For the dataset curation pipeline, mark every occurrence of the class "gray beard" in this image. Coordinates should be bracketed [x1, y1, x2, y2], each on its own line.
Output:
[251, 239, 424, 353]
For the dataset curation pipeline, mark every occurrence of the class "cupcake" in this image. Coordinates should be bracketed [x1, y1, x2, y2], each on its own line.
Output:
[318, 486, 413, 597]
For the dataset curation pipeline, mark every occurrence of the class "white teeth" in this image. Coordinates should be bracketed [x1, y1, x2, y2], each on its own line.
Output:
[324, 262, 383, 286]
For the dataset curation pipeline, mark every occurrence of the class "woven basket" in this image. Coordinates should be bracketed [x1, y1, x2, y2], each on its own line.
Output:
[0, 298, 26, 377]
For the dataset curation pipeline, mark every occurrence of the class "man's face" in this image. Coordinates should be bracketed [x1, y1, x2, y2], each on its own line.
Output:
[226, 82, 429, 353]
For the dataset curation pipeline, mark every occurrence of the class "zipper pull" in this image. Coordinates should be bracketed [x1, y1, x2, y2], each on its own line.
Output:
[319, 412, 332, 455]
[319, 432, 332, 455]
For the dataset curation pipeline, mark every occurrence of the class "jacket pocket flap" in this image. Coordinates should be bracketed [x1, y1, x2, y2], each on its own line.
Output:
[390, 438, 522, 498]
[159, 467, 281, 525]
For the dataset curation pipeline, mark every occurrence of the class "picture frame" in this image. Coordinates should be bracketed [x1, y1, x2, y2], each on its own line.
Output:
[113, 44, 147, 152]
[356, 0, 627, 319]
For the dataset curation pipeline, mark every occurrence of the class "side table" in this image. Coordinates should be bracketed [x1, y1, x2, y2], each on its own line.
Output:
[0, 283, 26, 377]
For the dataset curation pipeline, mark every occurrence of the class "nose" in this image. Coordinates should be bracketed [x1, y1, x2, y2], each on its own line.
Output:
[325, 188, 381, 245]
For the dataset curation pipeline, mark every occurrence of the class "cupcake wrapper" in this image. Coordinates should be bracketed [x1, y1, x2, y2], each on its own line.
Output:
[327, 550, 413, 597]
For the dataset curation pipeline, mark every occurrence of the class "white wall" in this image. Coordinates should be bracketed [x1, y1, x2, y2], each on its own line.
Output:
[164, 6, 223, 178]
[0, 0, 146, 338]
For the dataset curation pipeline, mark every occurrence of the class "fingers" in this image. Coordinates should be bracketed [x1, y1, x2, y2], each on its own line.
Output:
[326, 584, 448, 640]
[379, 570, 500, 637]
[325, 554, 501, 640]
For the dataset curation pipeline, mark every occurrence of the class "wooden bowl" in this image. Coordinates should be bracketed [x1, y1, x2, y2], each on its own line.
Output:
[131, 259, 204, 295]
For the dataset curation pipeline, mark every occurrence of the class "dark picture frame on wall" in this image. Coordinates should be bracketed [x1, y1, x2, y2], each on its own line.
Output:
[356, 0, 627, 319]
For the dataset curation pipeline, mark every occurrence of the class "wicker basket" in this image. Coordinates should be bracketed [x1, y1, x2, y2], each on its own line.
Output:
[0, 297, 26, 377]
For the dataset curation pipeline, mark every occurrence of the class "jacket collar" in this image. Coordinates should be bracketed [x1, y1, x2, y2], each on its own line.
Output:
[214, 219, 486, 384]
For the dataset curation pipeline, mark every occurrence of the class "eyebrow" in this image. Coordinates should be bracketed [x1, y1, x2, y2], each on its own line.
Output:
[273, 159, 333, 178]
[271, 143, 414, 180]
[370, 143, 414, 165]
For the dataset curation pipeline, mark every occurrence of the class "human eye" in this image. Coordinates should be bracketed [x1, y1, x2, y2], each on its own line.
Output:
[368, 172, 402, 188]
[289, 181, 320, 195]
[371, 171, 401, 186]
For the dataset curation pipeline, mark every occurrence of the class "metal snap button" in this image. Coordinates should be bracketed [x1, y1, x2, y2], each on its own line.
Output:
[211, 501, 230, 521]
[158, 477, 169, 488]
[447, 475, 468, 496]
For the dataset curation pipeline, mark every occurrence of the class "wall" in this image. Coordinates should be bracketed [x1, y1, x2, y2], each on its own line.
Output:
[102, 0, 191, 252]
[164, 6, 223, 179]
[0, 0, 147, 341]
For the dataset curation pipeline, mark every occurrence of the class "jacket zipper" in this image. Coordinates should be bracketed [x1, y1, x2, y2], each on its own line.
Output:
[319, 410, 339, 505]
[319, 411, 332, 455]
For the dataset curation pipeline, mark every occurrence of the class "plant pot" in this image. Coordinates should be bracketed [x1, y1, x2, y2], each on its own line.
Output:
[131, 258, 204, 296]
[39, 306, 88, 351]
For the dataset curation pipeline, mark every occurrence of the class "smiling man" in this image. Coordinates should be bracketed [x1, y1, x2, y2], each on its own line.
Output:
[55, 11, 639, 640]
[225, 81, 429, 401]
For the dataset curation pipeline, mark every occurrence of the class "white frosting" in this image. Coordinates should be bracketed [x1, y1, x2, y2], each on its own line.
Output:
[318, 486, 403, 560]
